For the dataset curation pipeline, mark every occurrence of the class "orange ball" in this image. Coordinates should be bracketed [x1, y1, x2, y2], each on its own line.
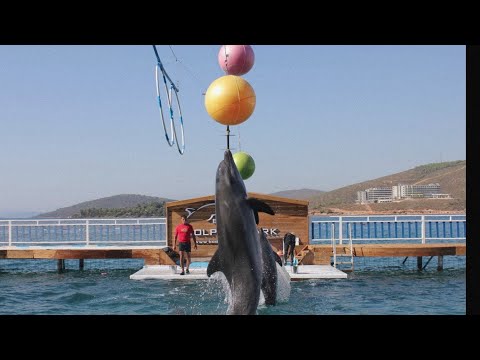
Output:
[205, 75, 256, 126]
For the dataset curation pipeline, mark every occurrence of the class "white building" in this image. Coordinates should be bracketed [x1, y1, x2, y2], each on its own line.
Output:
[392, 183, 442, 199]
[357, 183, 449, 203]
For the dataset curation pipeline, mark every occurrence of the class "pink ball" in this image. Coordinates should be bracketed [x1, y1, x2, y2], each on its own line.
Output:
[218, 45, 255, 76]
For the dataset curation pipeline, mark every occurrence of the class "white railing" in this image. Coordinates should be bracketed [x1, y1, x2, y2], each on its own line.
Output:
[310, 214, 466, 244]
[1, 214, 467, 247]
[0, 218, 167, 247]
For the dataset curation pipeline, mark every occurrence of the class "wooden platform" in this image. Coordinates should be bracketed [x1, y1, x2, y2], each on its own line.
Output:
[129, 264, 348, 280]
[0, 246, 173, 265]
[186, 244, 466, 266]
[311, 243, 465, 257]
[0, 243, 466, 268]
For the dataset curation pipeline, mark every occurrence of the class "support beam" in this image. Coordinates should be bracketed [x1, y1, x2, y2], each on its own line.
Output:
[437, 255, 444, 271]
[417, 256, 422, 270]
[422, 256, 434, 270]
[79, 259, 84, 270]
[402, 256, 409, 264]
[57, 259, 65, 272]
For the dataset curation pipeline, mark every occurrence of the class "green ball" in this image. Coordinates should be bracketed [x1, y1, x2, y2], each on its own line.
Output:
[233, 152, 255, 180]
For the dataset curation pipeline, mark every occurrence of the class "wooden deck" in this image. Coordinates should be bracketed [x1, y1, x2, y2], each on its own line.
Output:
[0, 243, 465, 268]
[311, 243, 465, 257]
[0, 246, 175, 265]
[300, 243, 465, 266]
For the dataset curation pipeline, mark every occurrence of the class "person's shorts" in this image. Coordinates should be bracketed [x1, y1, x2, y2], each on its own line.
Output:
[178, 242, 191, 252]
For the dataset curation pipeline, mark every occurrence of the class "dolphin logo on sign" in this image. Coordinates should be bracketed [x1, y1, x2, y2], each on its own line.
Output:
[184, 202, 216, 220]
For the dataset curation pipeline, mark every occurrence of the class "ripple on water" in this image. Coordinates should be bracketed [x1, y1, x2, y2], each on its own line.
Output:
[0, 260, 465, 315]
[58, 292, 96, 303]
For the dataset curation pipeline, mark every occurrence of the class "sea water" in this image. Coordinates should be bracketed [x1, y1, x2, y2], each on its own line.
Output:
[0, 256, 465, 315]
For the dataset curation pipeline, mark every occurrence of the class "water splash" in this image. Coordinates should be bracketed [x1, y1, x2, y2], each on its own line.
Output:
[276, 263, 292, 303]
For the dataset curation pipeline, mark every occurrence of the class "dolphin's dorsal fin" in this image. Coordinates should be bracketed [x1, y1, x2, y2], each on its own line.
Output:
[207, 250, 222, 277]
[247, 198, 275, 224]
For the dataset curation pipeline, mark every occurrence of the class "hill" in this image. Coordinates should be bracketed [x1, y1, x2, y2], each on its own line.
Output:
[269, 188, 325, 200]
[308, 160, 466, 215]
[33, 160, 465, 218]
[36, 194, 174, 218]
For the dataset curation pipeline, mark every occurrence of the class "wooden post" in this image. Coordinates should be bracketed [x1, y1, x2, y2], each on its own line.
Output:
[417, 256, 422, 270]
[437, 255, 443, 271]
[79, 259, 84, 270]
[57, 259, 65, 272]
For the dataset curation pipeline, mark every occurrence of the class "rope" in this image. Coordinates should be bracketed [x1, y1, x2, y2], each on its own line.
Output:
[168, 45, 179, 62]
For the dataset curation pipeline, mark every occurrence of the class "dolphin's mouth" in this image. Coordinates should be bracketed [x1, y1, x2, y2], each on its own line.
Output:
[224, 149, 234, 165]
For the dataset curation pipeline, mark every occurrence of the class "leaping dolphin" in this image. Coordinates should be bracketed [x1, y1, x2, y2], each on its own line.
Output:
[207, 150, 275, 315]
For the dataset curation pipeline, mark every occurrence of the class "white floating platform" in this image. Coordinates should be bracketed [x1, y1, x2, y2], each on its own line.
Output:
[130, 264, 347, 280]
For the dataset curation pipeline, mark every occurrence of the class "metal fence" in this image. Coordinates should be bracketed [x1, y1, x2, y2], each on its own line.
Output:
[0, 214, 467, 247]
[0, 218, 167, 247]
[310, 214, 466, 244]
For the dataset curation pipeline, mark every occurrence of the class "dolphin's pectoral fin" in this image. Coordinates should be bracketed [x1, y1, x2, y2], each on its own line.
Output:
[207, 250, 222, 277]
[246, 198, 275, 215]
[274, 251, 283, 266]
[246, 198, 275, 224]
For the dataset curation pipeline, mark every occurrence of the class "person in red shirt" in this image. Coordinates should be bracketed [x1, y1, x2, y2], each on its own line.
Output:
[174, 215, 197, 275]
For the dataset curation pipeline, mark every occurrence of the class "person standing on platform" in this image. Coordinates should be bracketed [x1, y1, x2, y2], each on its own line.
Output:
[174, 215, 197, 275]
[283, 232, 296, 266]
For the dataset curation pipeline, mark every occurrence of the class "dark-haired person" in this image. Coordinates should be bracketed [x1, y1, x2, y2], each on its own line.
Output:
[283, 232, 296, 266]
[174, 215, 197, 275]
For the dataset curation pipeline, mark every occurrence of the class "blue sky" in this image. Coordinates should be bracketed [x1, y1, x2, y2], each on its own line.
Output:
[0, 45, 466, 213]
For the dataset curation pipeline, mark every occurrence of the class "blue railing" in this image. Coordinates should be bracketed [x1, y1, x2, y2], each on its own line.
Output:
[0, 214, 466, 247]
[0, 218, 167, 247]
[310, 214, 466, 244]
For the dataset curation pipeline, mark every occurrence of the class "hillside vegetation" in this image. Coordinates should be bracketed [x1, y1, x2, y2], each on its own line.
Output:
[36, 194, 174, 218]
[72, 202, 166, 218]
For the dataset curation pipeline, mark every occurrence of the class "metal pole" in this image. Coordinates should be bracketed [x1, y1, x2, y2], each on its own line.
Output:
[421, 215, 426, 244]
[8, 220, 12, 246]
[226, 126, 230, 150]
[332, 223, 336, 268]
[339, 217, 343, 245]
[86, 220, 90, 246]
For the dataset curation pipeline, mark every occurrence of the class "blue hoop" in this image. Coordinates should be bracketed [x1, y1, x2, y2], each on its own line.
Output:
[153, 46, 185, 155]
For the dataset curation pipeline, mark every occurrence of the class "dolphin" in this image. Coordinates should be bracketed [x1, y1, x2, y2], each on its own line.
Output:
[207, 150, 275, 315]
[258, 228, 283, 306]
